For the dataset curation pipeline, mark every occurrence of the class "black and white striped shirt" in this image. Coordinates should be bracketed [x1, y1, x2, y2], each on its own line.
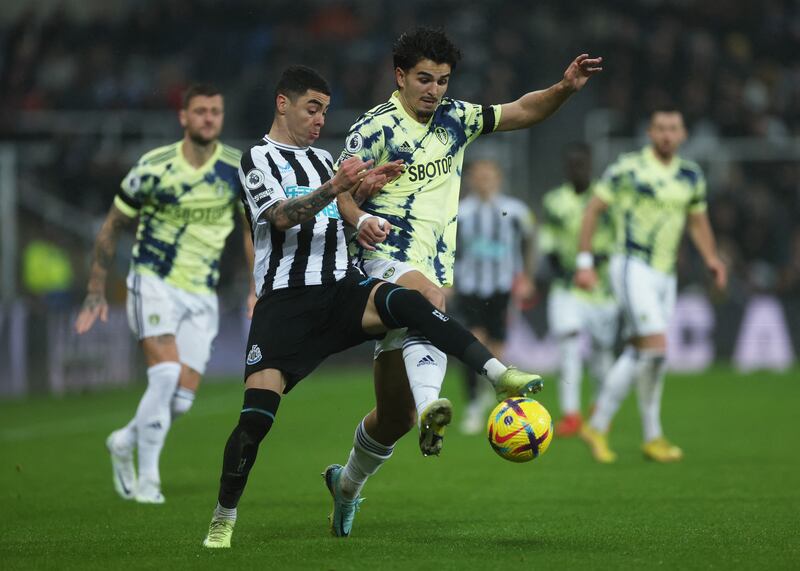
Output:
[239, 136, 352, 295]
[454, 194, 535, 297]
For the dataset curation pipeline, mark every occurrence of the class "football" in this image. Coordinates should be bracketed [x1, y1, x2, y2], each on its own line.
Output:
[487, 398, 554, 463]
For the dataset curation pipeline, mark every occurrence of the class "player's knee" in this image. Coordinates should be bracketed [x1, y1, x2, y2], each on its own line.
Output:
[422, 286, 446, 311]
[237, 388, 281, 444]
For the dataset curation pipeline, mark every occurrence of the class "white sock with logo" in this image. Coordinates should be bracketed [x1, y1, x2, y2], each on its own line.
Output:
[135, 361, 181, 484]
[402, 332, 448, 421]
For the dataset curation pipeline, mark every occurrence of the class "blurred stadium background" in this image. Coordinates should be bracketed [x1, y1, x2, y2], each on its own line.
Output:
[2, 2, 800, 569]
[1, 0, 798, 396]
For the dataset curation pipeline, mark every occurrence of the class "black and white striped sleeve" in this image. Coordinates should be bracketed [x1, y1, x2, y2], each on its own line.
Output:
[239, 148, 286, 222]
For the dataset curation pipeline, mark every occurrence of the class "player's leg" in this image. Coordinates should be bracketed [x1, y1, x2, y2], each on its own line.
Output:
[636, 273, 680, 462]
[587, 301, 619, 409]
[107, 274, 181, 502]
[326, 350, 416, 537]
[549, 289, 585, 436]
[204, 369, 285, 548]
[133, 334, 182, 503]
[394, 269, 450, 429]
[362, 282, 543, 400]
[582, 257, 651, 462]
[460, 324, 490, 434]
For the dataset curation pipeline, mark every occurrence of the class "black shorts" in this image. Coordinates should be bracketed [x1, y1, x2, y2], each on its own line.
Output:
[244, 273, 384, 392]
[455, 292, 511, 342]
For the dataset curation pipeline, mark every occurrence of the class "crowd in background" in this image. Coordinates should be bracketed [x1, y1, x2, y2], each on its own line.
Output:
[1, 0, 799, 300]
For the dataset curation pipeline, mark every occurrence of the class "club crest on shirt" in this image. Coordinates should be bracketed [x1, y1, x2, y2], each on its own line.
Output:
[246, 344, 262, 365]
[245, 169, 265, 190]
[346, 132, 364, 153]
[148, 314, 160, 326]
[434, 126, 449, 146]
[382, 267, 396, 279]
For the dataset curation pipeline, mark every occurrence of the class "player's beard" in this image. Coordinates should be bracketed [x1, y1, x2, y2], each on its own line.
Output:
[415, 108, 435, 122]
[188, 130, 216, 147]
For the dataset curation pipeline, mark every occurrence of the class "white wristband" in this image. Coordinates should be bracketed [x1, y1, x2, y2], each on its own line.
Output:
[356, 213, 374, 231]
[576, 252, 594, 270]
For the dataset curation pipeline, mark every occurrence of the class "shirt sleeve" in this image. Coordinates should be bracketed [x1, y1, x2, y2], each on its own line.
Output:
[462, 102, 502, 144]
[336, 116, 387, 168]
[114, 160, 156, 218]
[688, 170, 708, 214]
[239, 148, 286, 223]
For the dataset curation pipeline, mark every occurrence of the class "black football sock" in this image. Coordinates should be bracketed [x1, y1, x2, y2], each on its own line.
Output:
[373, 284, 494, 375]
[217, 388, 281, 509]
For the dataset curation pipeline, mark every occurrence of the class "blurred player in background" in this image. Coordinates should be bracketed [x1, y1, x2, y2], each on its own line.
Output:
[453, 159, 537, 434]
[336, 26, 602, 457]
[200, 66, 544, 548]
[575, 109, 727, 463]
[75, 84, 254, 503]
[540, 143, 618, 437]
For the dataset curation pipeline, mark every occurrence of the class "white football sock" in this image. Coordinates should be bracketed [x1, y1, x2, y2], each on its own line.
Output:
[482, 358, 508, 384]
[402, 333, 447, 420]
[214, 502, 237, 521]
[634, 349, 668, 442]
[112, 418, 138, 451]
[589, 346, 615, 400]
[136, 361, 181, 483]
[340, 420, 394, 500]
[557, 334, 583, 415]
[590, 346, 637, 432]
[171, 387, 196, 419]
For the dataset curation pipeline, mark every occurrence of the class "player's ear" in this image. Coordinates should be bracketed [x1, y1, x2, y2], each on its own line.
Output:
[276, 94, 289, 115]
[179, 109, 188, 128]
[395, 67, 406, 89]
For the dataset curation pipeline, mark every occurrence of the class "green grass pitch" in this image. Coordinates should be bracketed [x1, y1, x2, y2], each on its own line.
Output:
[1, 367, 799, 570]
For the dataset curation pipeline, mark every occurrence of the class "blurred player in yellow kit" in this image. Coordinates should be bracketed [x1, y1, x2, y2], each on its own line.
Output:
[575, 109, 727, 463]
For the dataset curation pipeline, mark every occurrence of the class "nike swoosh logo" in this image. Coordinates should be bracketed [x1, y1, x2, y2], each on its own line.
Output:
[115, 468, 131, 495]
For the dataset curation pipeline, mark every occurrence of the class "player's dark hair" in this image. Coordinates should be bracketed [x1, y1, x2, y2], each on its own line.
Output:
[182, 83, 222, 109]
[393, 27, 461, 71]
[275, 66, 331, 101]
[650, 107, 683, 118]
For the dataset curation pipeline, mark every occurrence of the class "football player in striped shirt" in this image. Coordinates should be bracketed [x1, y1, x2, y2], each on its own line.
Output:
[575, 109, 727, 463]
[336, 27, 603, 456]
[201, 66, 543, 548]
[75, 84, 253, 504]
[540, 143, 618, 437]
[453, 159, 537, 434]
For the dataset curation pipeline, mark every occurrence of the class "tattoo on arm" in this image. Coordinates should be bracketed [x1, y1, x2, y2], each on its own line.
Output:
[265, 181, 336, 229]
[87, 206, 135, 294]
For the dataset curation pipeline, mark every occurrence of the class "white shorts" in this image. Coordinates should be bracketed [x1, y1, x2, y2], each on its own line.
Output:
[356, 258, 419, 357]
[126, 272, 219, 374]
[547, 287, 619, 349]
[609, 255, 676, 338]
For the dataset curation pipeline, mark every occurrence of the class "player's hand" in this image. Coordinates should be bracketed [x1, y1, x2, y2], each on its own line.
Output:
[574, 268, 598, 291]
[562, 54, 603, 92]
[352, 160, 404, 205]
[357, 216, 392, 251]
[706, 256, 727, 291]
[74, 292, 108, 334]
[332, 157, 374, 195]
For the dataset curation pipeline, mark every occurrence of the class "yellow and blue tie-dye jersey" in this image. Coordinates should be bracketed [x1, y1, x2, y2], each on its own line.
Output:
[337, 91, 502, 286]
[539, 182, 615, 302]
[114, 141, 242, 294]
[594, 146, 707, 275]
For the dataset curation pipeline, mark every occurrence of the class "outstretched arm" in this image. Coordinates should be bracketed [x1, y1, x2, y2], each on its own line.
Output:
[687, 211, 727, 291]
[74, 204, 136, 333]
[496, 54, 603, 132]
